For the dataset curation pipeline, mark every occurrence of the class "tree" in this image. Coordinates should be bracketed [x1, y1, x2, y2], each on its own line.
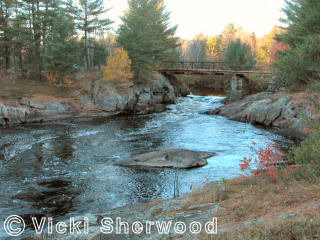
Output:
[270, 41, 288, 63]
[222, 23, 237, 43]
[248, 32, 257, 58]
[21, 0, 46, 80]
[207, 35, 223, 61]
[117, 0, 180, 82]
[92, 39, 108, 68]
[274, 0, 320, 86]
[256, 26, 283, 64]
[76, 0, 113, 70]
[0, 0, 15, 70]
[1, 0, 114, 82]
[188, 39, 207, 62]
[220, 23, 238, 53]
[277, 0, 320, 47]
[44, 10, 79, 84]
[180, 36, 207, 63]
[101, 48, 133, 87]
[225, 38, 255, 70]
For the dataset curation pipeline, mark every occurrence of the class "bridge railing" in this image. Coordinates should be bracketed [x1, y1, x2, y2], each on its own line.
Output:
[160, 61, 273, 73]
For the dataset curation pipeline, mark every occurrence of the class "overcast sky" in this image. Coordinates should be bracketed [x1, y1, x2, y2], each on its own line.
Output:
[106, 0, 287, 39]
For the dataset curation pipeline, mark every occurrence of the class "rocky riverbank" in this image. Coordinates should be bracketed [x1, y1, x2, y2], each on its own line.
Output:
[24, 177, 320, 240]
[0, 73, 182, 127]
[206, 91, 319, 139]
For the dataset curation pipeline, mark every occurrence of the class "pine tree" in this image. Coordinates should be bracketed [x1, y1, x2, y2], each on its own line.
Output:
[44, 10, 79, 84]
[225, 39, 255, 71]
[117, 0, 180, 82]
[76, 0, 113, 70]
[10, 0, 27, 75]
[0, 0, 16, 70]
[92, 39, 108, 67]
[274, 0, 320, 86]
[277, 0, 320, 47]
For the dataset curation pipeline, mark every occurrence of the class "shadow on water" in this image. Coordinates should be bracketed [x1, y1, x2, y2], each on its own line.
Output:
[0, 95, 294, 237]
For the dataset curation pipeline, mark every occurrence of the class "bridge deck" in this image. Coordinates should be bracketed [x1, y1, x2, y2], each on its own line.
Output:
[159, 68, 272, 75]
[159, 62, 273, 75]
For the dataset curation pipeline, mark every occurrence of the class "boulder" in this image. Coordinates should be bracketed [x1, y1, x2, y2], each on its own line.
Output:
[206, 91, 316, 139]
[118, 149, 215, 169]
[84, 73, 177, 114]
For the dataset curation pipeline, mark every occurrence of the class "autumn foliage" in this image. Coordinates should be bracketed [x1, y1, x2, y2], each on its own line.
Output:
[102, 48, 134, 87]
[270, 42, 289, 63]
[240, 143, 300, 181]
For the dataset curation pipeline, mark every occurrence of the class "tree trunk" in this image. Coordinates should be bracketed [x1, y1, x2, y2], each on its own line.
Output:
[18, 50, 25, 77]
[3, 9, 10, 70]
[32, 1, 42, 81]
[84, 13, 90, 70]
[4, 38, 10, 70]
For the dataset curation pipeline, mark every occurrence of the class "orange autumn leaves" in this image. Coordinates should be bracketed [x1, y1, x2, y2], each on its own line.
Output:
[102, 48, 134, 87]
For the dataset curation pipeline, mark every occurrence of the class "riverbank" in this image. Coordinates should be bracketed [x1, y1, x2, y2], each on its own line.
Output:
[24, 175, 320, 240]
[0, 72, 181, 127]
[1, 94, 292, 239]
[206, 91, 320, 140]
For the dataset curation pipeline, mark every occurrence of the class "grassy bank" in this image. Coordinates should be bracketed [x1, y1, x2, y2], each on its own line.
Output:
[0, 71, 104, 104]
[0, 78, 73, 102]
[188, 122, 320, 239]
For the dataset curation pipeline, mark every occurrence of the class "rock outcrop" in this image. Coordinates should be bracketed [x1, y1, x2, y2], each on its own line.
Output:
[206, 92, 318, 139]
[84, 73, 177, 114]
[118, 149, 216, 169]
[0, 73, 178, 126]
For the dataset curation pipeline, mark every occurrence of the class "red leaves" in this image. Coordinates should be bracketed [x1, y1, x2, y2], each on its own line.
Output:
[271, 41, 289, 62]
[239, 144, 300, 180]
[240, 157, 252, 171]
[303, 129, 313, 134]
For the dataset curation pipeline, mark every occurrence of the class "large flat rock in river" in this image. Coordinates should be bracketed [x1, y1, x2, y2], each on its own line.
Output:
[118, 149, 215, 169]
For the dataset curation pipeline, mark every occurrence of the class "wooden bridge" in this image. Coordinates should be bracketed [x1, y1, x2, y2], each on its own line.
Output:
[159, 61, 272, 76]
[159, 61, 274, 101]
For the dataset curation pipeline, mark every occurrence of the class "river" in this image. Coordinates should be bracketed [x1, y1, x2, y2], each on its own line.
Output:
[0, 95, 292, 237]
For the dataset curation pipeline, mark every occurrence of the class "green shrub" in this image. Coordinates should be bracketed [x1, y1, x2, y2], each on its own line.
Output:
[248, 75, 270, 93]
[294, 123, 320, 166]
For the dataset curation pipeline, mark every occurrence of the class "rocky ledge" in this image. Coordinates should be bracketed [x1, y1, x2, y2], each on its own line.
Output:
[0, 73, 184, 127]
[118, 149, 216, 169]
[206, 92, 318, 139]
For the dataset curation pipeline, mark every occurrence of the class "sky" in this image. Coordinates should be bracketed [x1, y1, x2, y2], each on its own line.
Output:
[106, 0, 287, 39]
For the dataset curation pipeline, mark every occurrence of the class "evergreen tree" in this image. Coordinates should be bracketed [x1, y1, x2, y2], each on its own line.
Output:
[274, 0, 320, 86]
[117, 0, 180, 82]
[1, 0, 113, 81]
[92, 39, 108, 67]
[0, 0, 16, 69]
[225, 38, 255, 71]
[44, 10, 79, 84]
[76, 0, 112, 70]
[277, 0, 320, 47]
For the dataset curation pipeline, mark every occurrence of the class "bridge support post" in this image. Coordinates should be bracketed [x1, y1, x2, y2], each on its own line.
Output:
[227, 75, 245, 101]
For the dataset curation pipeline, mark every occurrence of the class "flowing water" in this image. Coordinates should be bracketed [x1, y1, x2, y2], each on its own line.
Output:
[0, 95, 292, 237]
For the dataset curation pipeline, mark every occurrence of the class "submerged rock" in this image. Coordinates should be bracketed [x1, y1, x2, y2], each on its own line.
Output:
[118, 149, 216, 169]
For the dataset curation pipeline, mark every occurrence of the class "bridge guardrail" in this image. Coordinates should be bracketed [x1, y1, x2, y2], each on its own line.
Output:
[160, 61, 273, 73]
